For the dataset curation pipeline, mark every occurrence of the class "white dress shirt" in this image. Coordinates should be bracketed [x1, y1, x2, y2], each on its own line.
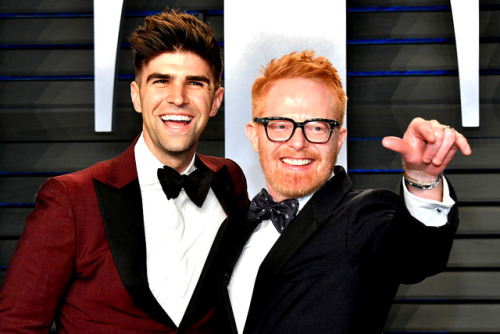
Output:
[228, 175, 455, 334]
[134, 134, 227, 326]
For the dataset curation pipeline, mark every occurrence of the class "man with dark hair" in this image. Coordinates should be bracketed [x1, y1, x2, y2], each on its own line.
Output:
[0, 9, 248, 333]
[216, 50, 471, 333]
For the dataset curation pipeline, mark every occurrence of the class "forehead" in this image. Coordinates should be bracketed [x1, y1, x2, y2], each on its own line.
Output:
[263, 78, 336, 120]
[139, 51, 214, 80]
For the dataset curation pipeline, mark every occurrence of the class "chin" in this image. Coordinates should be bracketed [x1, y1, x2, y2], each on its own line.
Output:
[261, 151, 337, 200]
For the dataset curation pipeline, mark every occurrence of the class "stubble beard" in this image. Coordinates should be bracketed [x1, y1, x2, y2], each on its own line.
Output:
[260, 150, 337, 201]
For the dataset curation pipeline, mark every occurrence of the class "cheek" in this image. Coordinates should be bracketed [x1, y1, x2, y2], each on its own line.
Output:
[147, 93, 163, 107]
[193, 92, 212, 110]
[258, 146, 276, 172]
[259, 143, 281, 164]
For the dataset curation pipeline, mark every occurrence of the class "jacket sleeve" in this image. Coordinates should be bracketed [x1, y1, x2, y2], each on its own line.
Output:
[384, 181, 459, 283]
[0, 177, 77, 332]
[346, 181, 459, 285]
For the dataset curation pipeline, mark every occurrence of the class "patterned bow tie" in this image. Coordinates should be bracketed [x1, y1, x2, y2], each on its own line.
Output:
[248, 188, 299, 233]
[157, 163, 213, 208]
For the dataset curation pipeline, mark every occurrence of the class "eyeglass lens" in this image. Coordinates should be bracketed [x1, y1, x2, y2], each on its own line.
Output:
[266, 119, 331, 143]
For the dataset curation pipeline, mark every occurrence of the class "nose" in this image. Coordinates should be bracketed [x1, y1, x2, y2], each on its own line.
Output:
[166, 82, 188, 106]
[288, 126, 308, 150]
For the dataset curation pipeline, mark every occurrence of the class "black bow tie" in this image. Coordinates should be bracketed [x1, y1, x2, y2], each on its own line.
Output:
[248, 188, 299, 233]
[157, 162, 213, 208]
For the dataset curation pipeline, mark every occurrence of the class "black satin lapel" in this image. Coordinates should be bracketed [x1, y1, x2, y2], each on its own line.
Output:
[245, 166, 354, 332]
[217, 213, 255, 334]
[225, 213, 260, 278]
[254, 167, 353, 284]
[209, 165, 240, 216]
[244, 204, 319, 331]
[310, 165, 353, 218]
[93, 179, 176, 328]
[180, 213, 236, 327]
[180, 171, 249, 328]
[178, 158, 243, 327]
[256, 203, 316, 279]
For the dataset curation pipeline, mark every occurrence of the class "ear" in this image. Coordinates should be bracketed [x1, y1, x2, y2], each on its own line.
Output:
[130, 81, 142, 114]
[245, 121, 260, 153]
[337, 127, 347, 151]
[210, 87, 224, 117]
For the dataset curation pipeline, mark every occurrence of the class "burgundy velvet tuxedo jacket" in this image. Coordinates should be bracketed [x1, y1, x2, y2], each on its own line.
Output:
[0, 140, 248, 333]
[215, 166, 458, 334]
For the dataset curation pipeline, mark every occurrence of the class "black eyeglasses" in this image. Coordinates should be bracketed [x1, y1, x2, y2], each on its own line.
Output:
[254, 117, 341, 143]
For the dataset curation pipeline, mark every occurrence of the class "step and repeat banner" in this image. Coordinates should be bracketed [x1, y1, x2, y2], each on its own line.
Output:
[93, 0, 479, 197]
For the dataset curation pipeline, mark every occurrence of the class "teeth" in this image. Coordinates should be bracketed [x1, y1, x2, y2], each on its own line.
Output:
[160, 115, 192, 122]
[282, 158, 312, 166]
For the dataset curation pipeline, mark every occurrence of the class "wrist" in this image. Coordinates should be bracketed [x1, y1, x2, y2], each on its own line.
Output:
[404, 173, 443, 190]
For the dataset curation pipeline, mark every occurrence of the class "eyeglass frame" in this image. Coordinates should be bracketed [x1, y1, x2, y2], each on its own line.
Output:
[253, 116, 341, 143]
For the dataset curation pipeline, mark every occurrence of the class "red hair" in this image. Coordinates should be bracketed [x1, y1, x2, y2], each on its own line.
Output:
[252, 50, 347, 123]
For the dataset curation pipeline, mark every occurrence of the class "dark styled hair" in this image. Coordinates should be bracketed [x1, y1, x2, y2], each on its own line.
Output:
[129, 9, 223, 87]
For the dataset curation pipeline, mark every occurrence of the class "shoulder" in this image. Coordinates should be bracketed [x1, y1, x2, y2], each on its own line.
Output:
[48, 141, 137, 190]
[198, 154, 249, 208]
[323, 186, 402, 242]
[198, 154, 246, 184]
[341, 187, 400, 220]
[51, 158, 114, 188]
[33, 159, 112, 206]
[198, 154, 242, 172]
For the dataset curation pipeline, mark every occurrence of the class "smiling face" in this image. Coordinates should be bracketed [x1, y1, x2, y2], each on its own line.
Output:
[246, 78, 347, 202]
[131, 51, 223, 171]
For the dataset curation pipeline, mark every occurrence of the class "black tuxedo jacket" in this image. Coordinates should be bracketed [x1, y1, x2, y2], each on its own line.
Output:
[0, 139, 248, 333]
[216, 166, 458, 334]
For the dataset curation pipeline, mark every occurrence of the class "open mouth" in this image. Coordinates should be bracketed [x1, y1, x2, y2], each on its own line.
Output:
[160, 114, 193, 126]
[281, 158, 312, 166]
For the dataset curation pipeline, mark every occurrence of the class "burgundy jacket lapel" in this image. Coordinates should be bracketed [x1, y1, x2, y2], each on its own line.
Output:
[93, 140, 176, 328]
[94, 144, 248, 329]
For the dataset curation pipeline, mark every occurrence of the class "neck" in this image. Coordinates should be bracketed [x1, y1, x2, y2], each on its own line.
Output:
[159, 152, 196, 174]
[147, 144, 196, 174]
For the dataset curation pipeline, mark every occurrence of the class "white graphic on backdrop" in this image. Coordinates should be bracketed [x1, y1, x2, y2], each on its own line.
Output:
[93, 3, 480, 194]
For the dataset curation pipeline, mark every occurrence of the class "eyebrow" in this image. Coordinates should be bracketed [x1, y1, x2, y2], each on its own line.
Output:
[145, 73, 212, 85]
[186, 75, 212, 85]
[145, 73, 172, 84]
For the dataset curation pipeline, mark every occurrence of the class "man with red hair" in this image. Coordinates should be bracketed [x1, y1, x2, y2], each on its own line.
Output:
[216, 50, 471, 333]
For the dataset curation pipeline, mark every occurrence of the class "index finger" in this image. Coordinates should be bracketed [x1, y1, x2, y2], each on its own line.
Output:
[455, 131, 472, 155]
